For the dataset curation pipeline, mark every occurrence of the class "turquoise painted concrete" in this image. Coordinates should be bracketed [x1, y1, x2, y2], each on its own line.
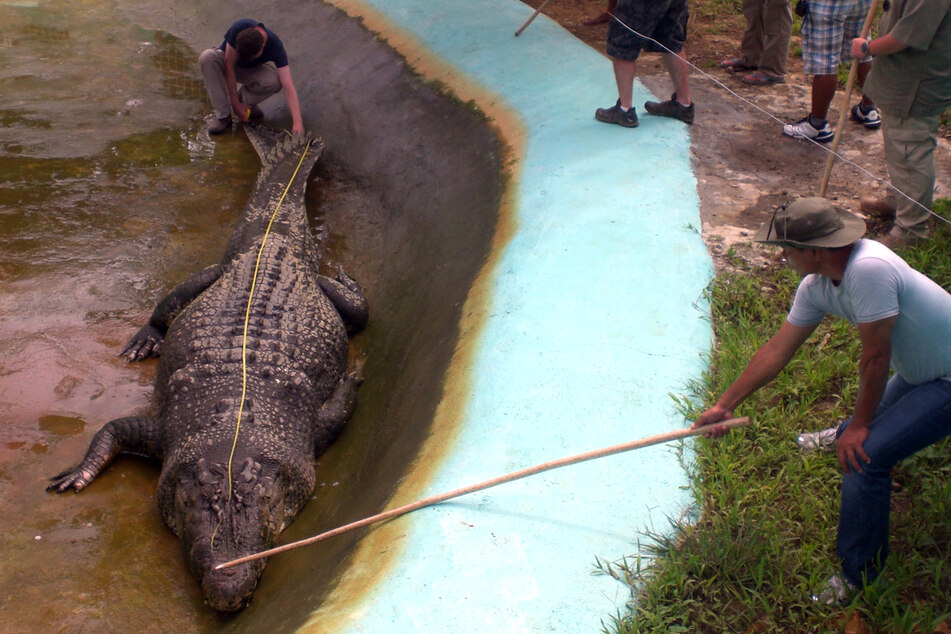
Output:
[333, 1, 713, 631]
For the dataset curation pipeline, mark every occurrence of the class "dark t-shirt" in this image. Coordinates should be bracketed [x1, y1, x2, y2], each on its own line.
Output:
[219, 18, 289, 68]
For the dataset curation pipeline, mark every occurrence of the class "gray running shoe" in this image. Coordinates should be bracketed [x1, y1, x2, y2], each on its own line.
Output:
[595, 100, 639, 128]
[796, 426, 838, 452]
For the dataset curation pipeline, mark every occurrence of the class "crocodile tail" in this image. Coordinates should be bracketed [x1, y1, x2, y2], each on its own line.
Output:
[244, 123, 324, 176]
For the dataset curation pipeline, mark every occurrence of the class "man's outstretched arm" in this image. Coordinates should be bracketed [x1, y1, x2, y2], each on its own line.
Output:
[693, 320, 818, 433]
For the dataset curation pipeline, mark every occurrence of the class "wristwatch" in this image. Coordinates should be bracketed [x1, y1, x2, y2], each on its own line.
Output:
[861, 39, 870, 55]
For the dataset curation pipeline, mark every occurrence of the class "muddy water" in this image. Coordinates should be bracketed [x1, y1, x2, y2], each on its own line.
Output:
[0, 0, 504, 631]
[0, 1, 262, 630]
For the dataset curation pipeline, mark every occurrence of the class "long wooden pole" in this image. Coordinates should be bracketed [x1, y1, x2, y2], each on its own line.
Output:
[818, 0, 881, 196]
[515, 0, 555, 36]
[216, 416, 751, 570]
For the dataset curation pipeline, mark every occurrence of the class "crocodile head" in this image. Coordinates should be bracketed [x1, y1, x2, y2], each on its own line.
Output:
[172, 457, 287, 611]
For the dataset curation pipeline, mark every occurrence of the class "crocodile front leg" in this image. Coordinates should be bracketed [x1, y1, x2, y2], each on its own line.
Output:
[47, 416, 163, 492]
[314, 372, 363, 456]
[121, 264, 222, 361]
[317, 268, 368, 335]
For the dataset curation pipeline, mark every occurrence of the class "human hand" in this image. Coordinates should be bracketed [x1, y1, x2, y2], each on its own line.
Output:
[835, 424, 870, 474]
[850, 38, 868, 59]
[235, 103, 251, 122]
[692, 405, 734, 438]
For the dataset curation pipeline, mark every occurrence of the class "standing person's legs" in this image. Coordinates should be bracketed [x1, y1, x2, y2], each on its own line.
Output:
[810, 74, 837, 120]
[642, 0, 694, 123]
[611, 59, 638, 110]
[836, 375, 951, 586]
[783, 0, 839, 139]
[881, 112, 940, 239]
[739, 0, 766, 68]
[841, 0, 875, 110]
[662, 50, 690, 105]
[756, 0, 792, 79]
[596, 0, 650, 127]
[198, 48, 231, 120]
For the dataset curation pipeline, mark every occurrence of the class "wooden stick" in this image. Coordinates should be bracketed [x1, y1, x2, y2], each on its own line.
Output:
[216, 416, 750, 570]
[818, 0, 881, 196]
[515, 0, 555, 36]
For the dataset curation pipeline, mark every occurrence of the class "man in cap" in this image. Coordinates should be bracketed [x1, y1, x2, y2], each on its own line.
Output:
[199, 18, 304, 135]
[693, 197, 951, 603]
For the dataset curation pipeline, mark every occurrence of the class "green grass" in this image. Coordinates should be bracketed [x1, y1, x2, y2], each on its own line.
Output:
[604, 200, 951, 632]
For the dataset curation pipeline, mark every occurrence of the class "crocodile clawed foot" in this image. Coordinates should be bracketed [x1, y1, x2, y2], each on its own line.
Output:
[47, 467, 92, 493]
[119, 324, 165, 362]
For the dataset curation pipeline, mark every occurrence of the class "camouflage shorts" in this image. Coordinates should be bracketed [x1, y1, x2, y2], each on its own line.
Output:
[606, 0, 688, 61]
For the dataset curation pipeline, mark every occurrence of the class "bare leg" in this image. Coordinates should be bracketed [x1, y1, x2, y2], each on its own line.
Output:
[810, 74, 837, 120]
[663, 50, 691, 105]
[856, 60, 874, 107]
[584, 0, 617, 25]
[612, 58, 637, 110]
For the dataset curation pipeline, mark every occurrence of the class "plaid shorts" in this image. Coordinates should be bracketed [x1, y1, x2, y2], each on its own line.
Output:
[606, 0, 688, 61]
[800, 0, 873, 75]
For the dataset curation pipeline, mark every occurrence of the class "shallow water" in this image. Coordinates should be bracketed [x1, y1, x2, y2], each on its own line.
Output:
[0, 0, 505, 630]
[0, 1, 278, 630]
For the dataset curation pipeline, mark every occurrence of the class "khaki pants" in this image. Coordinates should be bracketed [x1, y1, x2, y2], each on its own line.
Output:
[198, 48, 283, 120]
[740, 0, 793, 78]
[881, 109, 940, 238]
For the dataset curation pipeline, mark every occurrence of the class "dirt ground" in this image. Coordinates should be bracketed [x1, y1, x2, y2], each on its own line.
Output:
[526, 0, 951, 270]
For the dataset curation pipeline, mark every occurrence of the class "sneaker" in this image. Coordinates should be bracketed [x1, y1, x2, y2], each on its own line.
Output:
[595, 100, 639, 128]
[796, 426, 837, 452]
[811, 574, 858, 606]
[850, 103, 881, 129]
[860, 196, 896, 219]
[208, 116, 232, 135]
[782, 115, 834, 142]
[644, 93, 694, 124]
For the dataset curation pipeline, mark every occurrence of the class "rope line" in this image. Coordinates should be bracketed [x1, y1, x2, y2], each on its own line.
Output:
[607, 12, 950, 227]
[209, 135, 313, 549]
[210, 134, 315, 550]
[227, 137, 314, 503]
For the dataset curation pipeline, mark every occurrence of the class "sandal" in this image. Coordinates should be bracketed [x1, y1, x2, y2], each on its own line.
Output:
[741, 71, 784, 86]
[719, 57, 755, 71]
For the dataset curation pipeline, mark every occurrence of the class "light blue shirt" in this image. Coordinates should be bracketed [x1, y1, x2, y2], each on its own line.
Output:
[788, 239, 951, 384]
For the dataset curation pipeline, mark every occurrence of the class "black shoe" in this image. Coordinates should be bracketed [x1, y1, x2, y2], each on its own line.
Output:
[595, 100, 639, 128]
[644, 93, 694, 124]
[208, 116, 232, 135]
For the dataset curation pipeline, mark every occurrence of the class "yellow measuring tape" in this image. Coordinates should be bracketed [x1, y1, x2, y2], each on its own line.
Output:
[211, 135, 313, 546]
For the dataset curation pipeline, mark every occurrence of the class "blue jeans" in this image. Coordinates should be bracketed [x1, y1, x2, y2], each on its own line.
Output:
[836, 374, 951, 586]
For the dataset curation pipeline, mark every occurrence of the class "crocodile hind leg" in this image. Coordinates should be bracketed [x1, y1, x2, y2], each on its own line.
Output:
[313, 373, 363, 456]
[122, 264, 222, 361]
[47, 416, 163, 492]
[317, 269, 368, 335]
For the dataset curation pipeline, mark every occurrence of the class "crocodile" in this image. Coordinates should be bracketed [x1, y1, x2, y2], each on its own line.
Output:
[48, 124, 368, 612]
